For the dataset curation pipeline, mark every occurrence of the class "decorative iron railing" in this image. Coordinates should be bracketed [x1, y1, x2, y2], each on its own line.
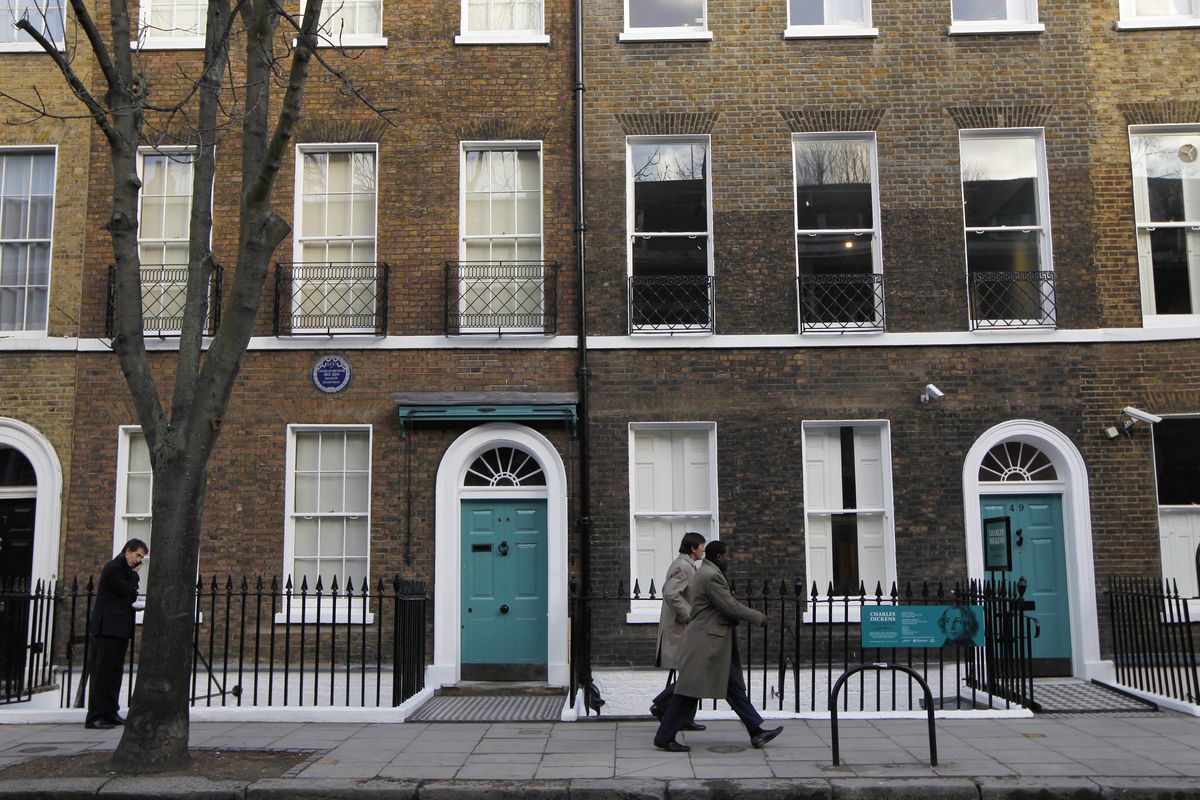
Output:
[1108, 576, 1199, 706]
[106, 264, 223, 337]
[444, 261, 558, 335]
[274, 262, 389, 336]
[569, 577, 1038, 716]
[0, 575, 427, 708]
[628, 275, 714, 333]
[969, 270, 1056, 330]
[797, 273, 885, 333]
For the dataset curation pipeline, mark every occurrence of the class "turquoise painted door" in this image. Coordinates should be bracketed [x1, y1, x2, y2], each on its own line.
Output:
[461, 500, 548, 665]
[980, 494, 1071, 660]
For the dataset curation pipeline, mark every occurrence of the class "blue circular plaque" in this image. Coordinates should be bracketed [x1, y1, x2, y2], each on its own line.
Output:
[311, 354, 352, 394]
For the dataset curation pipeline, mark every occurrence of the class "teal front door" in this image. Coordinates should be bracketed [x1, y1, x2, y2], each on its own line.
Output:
[461, 499, 548, 679]
[980, 494, 1072, 667]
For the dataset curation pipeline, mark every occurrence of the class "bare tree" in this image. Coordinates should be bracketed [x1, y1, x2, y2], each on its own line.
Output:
[2, 0, 387, 772]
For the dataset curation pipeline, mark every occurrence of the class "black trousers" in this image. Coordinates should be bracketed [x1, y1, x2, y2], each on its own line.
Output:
[651, 671, 697, 725]
[654, 642, 763, 745]
[86, 634, 128, 724]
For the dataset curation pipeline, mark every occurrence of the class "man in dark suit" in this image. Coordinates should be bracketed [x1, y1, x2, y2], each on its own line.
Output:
[649, 531, 706, 733]
[85, 538, 148, 730]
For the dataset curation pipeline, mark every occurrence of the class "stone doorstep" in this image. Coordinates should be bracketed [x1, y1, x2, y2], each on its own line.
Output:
[437, 682, 566, 697]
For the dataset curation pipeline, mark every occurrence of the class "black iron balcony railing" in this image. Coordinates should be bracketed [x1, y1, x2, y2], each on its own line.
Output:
[274, 262, 389, 336]
[444, 261, 557, 335]
[628, 274, 714, 333]
[106, 264, 223, 338]
[797, 273, 885, 333]
[969, 270, 1056, 330]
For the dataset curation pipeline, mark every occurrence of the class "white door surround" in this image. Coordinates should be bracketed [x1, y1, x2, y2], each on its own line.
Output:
[962, 419, 1101, 678]
[0, 418, 63, 586]
[429, 423, 568, 688]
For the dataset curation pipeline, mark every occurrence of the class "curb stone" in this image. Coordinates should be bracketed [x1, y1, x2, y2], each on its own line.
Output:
[0, 776, 110, 799]
[977, 777, 1102, 799]
[570, 778, 666, 800]
[666, 778, 831, 800]
[247, 777, 419, 799]
[1093, 778, 1200, 799]
[98, 776, 245, 798]
[830, 777, 980, 800]
[417, 779, 572, 800]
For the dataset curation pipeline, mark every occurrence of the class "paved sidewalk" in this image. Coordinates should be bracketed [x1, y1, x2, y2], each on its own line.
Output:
[1, 714, 1199, 798]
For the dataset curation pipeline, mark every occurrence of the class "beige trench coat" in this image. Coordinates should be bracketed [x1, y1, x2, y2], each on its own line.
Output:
[673, 560, 765, 699]
[654, 554, 698, 669]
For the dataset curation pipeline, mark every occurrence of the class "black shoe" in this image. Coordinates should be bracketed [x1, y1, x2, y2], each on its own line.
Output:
[751, 726, 783, 749]
[85, 719, 115, 730]
[649, 704, 664, 720]
[108, 715, 125, 726]
[654, 739, 690, 753]
[682, 722, 706, 731]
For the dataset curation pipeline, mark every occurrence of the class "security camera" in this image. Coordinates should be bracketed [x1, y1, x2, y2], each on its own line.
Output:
[920, 384, 944, 404]
[1123, 407, 1162, 425]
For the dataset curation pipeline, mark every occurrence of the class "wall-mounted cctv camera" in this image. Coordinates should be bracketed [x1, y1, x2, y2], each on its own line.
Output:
[1123, 407, 1162, 425]
[920, 384, 944, 404]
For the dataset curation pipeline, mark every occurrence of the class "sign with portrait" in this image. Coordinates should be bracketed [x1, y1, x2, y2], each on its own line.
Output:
[861, 605, 985, 648]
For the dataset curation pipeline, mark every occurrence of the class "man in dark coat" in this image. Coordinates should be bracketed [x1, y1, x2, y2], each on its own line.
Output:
[85, 538, 148, 729]
[653, 540, 783, 752]
[649, 531, 705, 731]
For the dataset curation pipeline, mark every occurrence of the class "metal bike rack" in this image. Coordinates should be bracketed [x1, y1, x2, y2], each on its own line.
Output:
[829, 663, 938, 767]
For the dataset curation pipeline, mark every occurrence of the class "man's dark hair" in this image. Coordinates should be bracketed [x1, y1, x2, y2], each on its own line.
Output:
[679, 531, 706, 554]
[123, 538, 149, 555]
[704, 540, 727, 560]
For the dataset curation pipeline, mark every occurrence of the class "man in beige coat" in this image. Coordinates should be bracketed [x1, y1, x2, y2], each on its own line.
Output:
[653, 540, 783, 752]
[649, 531, 706, 731]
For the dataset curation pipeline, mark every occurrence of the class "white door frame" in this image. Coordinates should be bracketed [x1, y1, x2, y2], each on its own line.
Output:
[0, 418, 63, 586]
[962, 419, 1102, 678]
[429, 423, 568, 688]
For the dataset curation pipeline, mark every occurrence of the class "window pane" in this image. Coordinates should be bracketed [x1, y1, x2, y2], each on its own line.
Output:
[1132, 132, 1200, 224]
[795, 139, 873, 230]
[629, 0, 704, 27]
[294, 518, 319, 557]
[632, 142, 708, 232]
[965, 229, 1041, 273]
[952, 0, 1006, 20]
[1135, 0, 1190, 14]
[961, 136, 1039, 228]
[797, 233, 874, 275]
[1148, 228, 1197, 314]
[1154, 419, 1200, 504]
[631, 236, 707, 277]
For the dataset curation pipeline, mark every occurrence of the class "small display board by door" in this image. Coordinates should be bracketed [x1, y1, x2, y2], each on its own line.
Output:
[861, 605, 985, 648]
[983, 515, 1012, 572]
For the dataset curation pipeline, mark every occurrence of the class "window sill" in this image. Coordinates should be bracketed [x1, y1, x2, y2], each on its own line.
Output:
[1115, 17, 1200, 30]
[274, 610, 375, 625]
[626, 601, 661, 625]
[454, 33, 550, 45]
[947, 21, 1045, 35]
[134, 36, 206, 50]
[784, 25, 878, 39]
[619, 29, 713, 43]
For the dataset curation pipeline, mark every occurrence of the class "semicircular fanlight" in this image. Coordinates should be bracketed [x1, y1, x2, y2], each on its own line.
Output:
[978, 441, 1057, 482]
[464, 446, 546, 487]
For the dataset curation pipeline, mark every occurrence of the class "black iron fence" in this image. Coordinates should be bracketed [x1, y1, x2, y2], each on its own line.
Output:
[968, 269, 1057, 330]
[628, 275, 715, 333]
[0, 575, 427, 708]
[1108, 576, 1199, 706]
[443, 260, 558, 335]
[106, 264, 224, 337]
[797, 273, 886, 333]
[570, 576, 1038, 716]
[273, 262, 389, 336]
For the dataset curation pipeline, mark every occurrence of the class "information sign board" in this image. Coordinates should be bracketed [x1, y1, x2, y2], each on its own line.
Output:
[861, 605, 985, 648]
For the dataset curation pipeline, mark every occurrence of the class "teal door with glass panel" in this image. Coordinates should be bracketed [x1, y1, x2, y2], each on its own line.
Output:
[980, 494, 1071, 664]
[460, 500, 548, 673]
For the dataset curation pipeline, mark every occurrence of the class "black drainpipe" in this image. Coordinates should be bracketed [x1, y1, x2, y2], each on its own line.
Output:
[573, 0, 592, 590]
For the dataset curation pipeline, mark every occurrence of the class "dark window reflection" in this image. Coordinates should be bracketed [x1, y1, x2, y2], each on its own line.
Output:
[1154, 418, 1200, 505]
[1150, 228, 1195, 314]
[796, 234, 874, 275]
[632, 236, 707, 277]
[632, 142, 707, 233]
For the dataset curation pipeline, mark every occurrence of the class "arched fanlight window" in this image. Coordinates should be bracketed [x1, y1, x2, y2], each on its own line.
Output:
[0, 446, 35, 486]
[464, 446, 546, 487]
[978, 441, 1057, 482]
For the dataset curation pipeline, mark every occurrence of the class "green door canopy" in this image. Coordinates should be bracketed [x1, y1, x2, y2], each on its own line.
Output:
[392, 392, 577, 436]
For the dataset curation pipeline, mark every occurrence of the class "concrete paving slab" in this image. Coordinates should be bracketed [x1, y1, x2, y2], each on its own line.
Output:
[374, 765, 460, 780]
[454, 763, 539, 779]
[462, 753, 543, 764]
[298, 760, 385, 778]
[471, 738, 547, 753]
[615, 757, 694, 779]
[691, 764, 777, 779]
[544, 739, 615, 753]
[768, 761, 836, 778]
[535, 766, 614, 779]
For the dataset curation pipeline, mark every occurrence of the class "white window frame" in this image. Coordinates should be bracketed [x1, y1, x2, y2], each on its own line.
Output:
[626, 134, 715, 333]
[0, 0, 65, 52]
[1129, 124, 1200, 324]
[299, 0, 387, 48]
[135, 0, 206, 50]
[456, 0, 549, 45]
[626, 422, 719, 624]
[948, 0, 1044, 35]
[280, 424, 374, 624]
[291, 142, 379, 334]
[621, 0, 712, 41]
[801, 420, 896, 622]
[457, 140, 546, 334]
[959, 127, 1054, 327]
[1117, 0, 1200, 29]
[785, 0, 878, 38]
[112, 427, 154, 620]
[792, 131, 884, 332]
[0, 146, 56, 336]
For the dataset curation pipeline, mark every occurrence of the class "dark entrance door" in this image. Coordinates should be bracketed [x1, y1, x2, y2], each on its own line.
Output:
[0, 498, 37, 699]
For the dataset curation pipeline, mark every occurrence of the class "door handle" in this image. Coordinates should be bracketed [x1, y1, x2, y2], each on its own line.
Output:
[500, 604, 510, 614]
[498, 540, 509, 557]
